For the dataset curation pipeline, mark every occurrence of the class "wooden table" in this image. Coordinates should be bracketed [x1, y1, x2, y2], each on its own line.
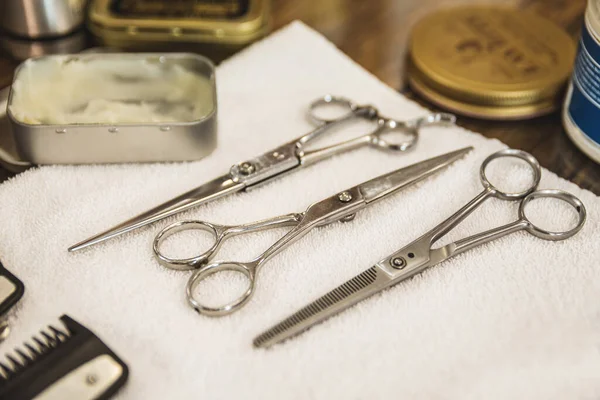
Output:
[1, 0, 598, 194]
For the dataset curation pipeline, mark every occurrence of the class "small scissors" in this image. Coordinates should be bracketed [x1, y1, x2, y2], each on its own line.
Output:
[69, 95, 455, 252]
[254, 149, 587, 348]
[153, 147, 472, 316]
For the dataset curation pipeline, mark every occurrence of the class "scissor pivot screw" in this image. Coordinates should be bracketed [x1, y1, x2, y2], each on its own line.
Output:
[338, 191, 353, 202]
[272, 151, 285, 160]
[390, 257, 406, 269]
[239, 162, 256, 175]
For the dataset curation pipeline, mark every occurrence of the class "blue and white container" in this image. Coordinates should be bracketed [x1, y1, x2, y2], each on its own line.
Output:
[564, 0, 600, 163]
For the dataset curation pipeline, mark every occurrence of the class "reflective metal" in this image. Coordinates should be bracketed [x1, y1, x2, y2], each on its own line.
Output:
[152, 147, 472, 316]
[0, 28, 87, 61]
[0, 0, 86, 39]
[8, 53, 218, 165]
[0, 87, 32, 173]
[254, 149, 587, 348]
[34, 355, 124, 400]
[69, 95, 456, 252]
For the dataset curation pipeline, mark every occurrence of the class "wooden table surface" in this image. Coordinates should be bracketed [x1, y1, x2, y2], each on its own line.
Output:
[1, 0, 598, 195]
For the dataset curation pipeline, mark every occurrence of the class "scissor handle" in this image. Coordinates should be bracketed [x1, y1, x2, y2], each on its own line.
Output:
[448, 189, 586, 256]
[480, 148, 541, 200]
[186, 261, 257, 316]
[307, 95, 372, 125]
[299, 95, 457, 166]
[519, 189, 586, 240]
[369, 113, 456, 152]
[154, 220, 224, 271]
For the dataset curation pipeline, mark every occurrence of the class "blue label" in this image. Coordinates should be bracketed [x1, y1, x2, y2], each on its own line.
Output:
[568, 22, 600, 144]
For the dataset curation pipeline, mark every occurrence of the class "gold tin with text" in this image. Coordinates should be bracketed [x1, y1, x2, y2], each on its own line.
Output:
[408, 6, 576, 120]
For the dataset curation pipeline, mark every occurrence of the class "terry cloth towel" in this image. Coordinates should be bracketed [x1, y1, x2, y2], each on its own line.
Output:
[0, 21, 599, 399]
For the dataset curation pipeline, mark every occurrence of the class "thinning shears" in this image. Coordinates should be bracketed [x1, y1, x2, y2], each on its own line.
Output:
[68, 95, 455, 252]
[254, 149, 587, 348]
[153, 147, 472, 316]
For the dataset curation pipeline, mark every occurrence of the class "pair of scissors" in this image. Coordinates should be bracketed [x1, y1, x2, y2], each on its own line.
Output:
[153, 147, 472, 316]
[68, 95, 456, 252]
[254, 149, 587, 348]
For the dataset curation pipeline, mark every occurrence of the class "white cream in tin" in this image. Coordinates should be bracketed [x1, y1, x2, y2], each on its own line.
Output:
[9, 55, 215, 125]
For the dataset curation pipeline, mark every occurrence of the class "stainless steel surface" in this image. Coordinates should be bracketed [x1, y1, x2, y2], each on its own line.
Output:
[154, 213, 302, 271]
[69, 95, 456, 252]
[0, 29, 87, 61]
[253, 266, 387, 348]
[70, 175, 243, 252]
[0, 0, 86, 39]
[0, 87, 32, 173]
[0, 47, 117, 172]
[34, 355, 124, 400]
[254, 149, 587, 348]
[7, 52, 217, 165]
[152, 148, 472, 316]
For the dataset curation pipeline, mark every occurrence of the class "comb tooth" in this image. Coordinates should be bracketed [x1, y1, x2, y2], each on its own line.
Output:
[0, 316, 86, 387]
[49, 325, 69, 342]
[41, 330, 59, 348]
[5, 355, 23, 372]
[15, 348, 32, 365]
[24, 342, 41, 357]
[0, 361, 13, 379]
[33, 336, 50, 353]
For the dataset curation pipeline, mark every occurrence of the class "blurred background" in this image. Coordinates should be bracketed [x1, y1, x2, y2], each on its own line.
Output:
[0, 0, 598, 194]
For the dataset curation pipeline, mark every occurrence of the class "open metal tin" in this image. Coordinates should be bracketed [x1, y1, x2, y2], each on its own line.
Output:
[87, 0, 271, 58]
[0, 87, 31, 172]
[2, 52, 217, 165]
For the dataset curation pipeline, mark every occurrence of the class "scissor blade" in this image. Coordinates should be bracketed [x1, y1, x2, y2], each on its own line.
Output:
[358, 147, 472, 204]
[253, 265, 393, 348]
[68, 175, 244, 252]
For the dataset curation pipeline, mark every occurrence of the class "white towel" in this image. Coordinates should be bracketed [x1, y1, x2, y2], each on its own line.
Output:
[0, 21, 599, 399]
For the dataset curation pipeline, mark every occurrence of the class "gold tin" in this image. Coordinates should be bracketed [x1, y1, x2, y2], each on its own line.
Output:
[88, 0, 270, 56]
[407, 6, 576, 120]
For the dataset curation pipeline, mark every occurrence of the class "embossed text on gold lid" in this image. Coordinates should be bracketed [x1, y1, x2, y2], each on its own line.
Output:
[408, 6, 576, 118]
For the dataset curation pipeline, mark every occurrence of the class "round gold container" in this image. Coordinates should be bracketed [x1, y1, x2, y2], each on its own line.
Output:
[407, 6, 576, 120]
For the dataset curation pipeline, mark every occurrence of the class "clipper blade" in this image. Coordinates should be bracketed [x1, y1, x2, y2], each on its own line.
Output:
[0, 319, 71, 380]
[0, 315, 128, 400]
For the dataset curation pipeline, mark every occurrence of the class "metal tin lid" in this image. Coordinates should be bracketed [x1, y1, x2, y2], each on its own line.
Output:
[407, 6, 576, 120]
[88, 0, 270, 48]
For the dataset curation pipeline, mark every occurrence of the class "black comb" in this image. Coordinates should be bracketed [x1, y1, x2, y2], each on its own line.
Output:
[0, 261, 24, 317]
[0, 315, 128, 400]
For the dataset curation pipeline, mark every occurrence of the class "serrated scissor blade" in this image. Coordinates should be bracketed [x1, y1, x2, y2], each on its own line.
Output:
[254, 265, 393, 348]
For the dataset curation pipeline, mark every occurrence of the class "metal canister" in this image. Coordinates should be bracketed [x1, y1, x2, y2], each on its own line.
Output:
[0, 0, 86, 39]
[563, 0, 600, 163]
[408, 6, 576, 120]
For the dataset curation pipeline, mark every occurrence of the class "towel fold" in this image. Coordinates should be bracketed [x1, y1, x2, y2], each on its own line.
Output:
[0, 21, 598, 399]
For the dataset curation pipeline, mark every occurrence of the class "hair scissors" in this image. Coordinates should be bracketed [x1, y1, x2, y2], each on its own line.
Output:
[153, 147, 472, 316]
[254, 149, 587, 348]
[68, 95, 455, 252]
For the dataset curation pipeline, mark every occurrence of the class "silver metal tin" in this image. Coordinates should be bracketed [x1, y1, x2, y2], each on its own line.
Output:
[0, 86, 32, 172]
[6, 53, 217, 165]
[0, 0, 86, 39]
